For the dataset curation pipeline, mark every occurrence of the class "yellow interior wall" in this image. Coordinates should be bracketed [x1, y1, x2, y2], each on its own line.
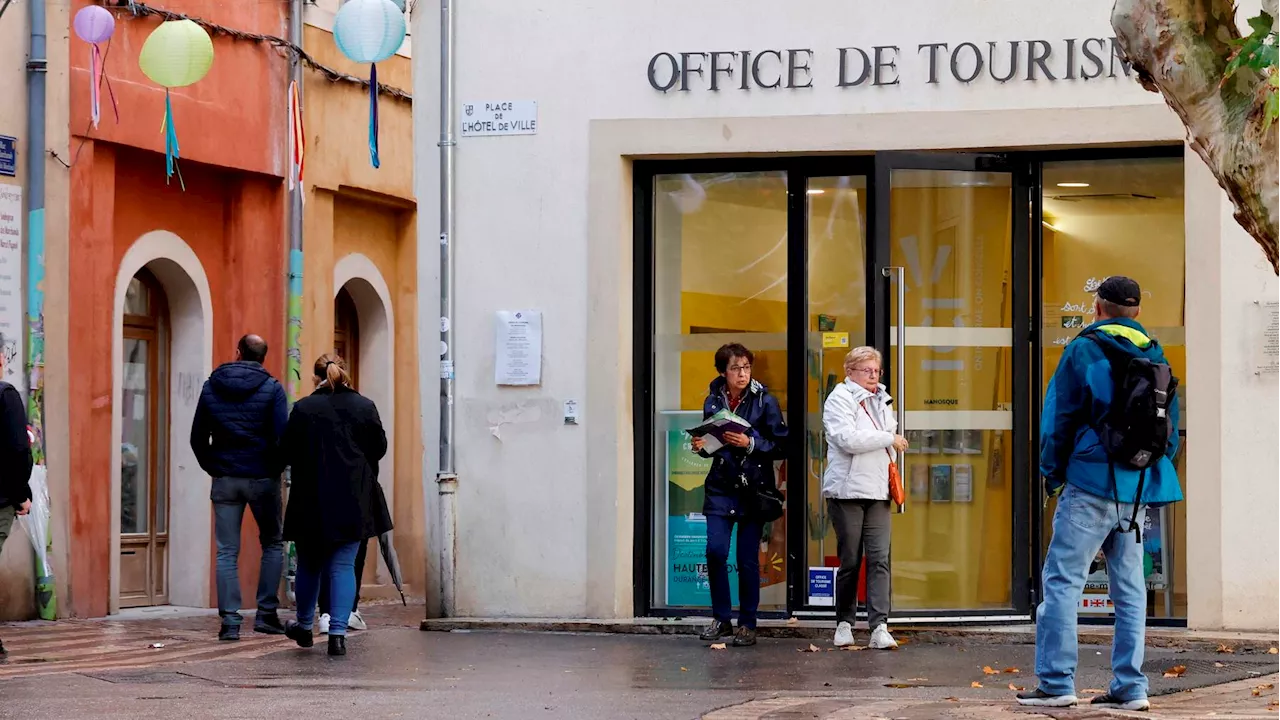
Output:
[298, 27, 421, 595]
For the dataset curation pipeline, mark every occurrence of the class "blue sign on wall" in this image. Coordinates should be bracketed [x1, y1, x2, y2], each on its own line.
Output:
[0, 136, 15, 177]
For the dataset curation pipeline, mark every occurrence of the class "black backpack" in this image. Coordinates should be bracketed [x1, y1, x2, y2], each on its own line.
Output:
[1079, 328, 1179, 541]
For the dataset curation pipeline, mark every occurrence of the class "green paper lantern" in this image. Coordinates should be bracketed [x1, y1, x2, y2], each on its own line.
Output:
[139, 19, 213, 88]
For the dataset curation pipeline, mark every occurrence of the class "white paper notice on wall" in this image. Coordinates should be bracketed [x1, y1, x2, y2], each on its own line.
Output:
[0, 185, 23, 398]
[495, 310, 542, 386]
[461, 101, 537, 137]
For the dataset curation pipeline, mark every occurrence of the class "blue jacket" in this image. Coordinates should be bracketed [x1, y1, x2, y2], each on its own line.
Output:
[1040, 318, 1182, 507]
[190, 361, 289, 479]
[698, 377, 788, 517]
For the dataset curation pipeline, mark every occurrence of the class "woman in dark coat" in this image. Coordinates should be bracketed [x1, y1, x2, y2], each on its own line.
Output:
[282, 354, 392, 656]
[691, 343, 788, 648]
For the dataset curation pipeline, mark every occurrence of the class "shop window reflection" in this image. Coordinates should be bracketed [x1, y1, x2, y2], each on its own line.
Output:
[650, 171, 789, 611]
[1040, 155, 1187, 620]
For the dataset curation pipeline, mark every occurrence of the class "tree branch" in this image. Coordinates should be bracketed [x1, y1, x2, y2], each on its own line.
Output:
[1113, 0, 1279, 273]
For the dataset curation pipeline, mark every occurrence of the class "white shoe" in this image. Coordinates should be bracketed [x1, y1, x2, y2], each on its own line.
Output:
[869, 624, 897, 649]
[347, 610, 367, 631]
[833, 621, 854, 647]
[317, 613, 330, 635]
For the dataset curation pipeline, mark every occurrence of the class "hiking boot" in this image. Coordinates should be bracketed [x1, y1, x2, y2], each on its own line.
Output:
[731, 626, 758, 647]
[698, 620, 733, 642]
[254, 612, 286, 635]
[869, 624, 898, 649]
[218, 623, 240, 642]
[1016, 688, 1078, 707]
[328, 635, 346, 656]
[833, 621, 855, 647]
[1091, 693, 1150, 711]
[284, 621, 314, 648]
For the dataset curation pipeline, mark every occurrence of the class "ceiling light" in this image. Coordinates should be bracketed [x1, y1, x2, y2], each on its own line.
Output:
[806, 188, 825, 195]
[1056, 182, 1090, 188]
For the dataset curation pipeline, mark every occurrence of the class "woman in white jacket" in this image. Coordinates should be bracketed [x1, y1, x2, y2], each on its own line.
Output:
[822, 346, 909, 650]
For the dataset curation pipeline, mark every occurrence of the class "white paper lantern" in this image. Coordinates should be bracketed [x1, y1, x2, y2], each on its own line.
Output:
[334, 0, 406, 64]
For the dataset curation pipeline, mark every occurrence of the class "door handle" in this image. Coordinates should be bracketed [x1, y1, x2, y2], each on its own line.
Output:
[882, 266, 906, 514]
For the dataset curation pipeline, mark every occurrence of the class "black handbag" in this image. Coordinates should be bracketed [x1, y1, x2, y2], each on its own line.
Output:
[738, 472, 784, 522]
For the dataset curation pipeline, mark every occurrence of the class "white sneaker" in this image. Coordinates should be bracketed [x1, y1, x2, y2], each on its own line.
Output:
[347, 610, 367, 631]
[868, 624, 898, 649]
[317, 613, 330, 635]
[833, 621, 855, 647]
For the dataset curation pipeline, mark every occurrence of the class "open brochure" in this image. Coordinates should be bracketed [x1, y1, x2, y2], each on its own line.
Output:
[687, 408, 752, 454]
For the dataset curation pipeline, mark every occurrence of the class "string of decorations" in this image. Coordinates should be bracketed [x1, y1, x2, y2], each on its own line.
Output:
[120, 0, 413, 103]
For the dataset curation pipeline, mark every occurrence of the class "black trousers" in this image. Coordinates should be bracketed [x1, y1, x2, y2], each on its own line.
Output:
[318, 538, 368, 614]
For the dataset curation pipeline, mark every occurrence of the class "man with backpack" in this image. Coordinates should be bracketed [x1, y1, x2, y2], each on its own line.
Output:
[1018, 276, 1182, 712]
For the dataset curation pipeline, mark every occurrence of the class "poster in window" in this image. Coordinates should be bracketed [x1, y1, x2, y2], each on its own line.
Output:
[930, 464, 953, 503]
[952, 464, 973, 503]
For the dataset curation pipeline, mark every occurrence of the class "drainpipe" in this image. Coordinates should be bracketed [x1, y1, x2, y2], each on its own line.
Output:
[281, 0, 305, 608]
[25, 0, 47, 465]
[436, 0, 458, 619]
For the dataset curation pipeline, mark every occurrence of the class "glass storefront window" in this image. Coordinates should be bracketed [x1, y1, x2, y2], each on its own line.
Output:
[888, 169, 1016, 611]
[1040, 156, 1187, 619]
[650, 171, 790, 610]
[804, 176, 869, 585]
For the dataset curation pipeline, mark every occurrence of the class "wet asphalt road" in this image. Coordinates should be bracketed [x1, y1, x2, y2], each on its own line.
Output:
[1, 622, 1276, 720]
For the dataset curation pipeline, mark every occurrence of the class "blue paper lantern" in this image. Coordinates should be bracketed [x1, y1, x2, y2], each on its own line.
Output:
[334, 0, 406, 65]
[334, 0, 406, 168]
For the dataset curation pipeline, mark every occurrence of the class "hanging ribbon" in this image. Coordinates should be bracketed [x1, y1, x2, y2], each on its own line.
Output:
[90, 45, 100, 128]
[88, 43, 120, 129]
[288, 80, 305, 200]
[368, 63, 380, 169]
[161, 89, 184, 190]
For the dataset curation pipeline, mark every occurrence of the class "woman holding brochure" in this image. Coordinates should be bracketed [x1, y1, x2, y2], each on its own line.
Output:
[689, 343, 788, 647]
[822, 346, 909, 650]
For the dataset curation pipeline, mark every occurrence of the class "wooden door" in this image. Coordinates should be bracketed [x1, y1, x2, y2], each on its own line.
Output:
[333, 286, 360, 390]
[119, 270, 170, 608]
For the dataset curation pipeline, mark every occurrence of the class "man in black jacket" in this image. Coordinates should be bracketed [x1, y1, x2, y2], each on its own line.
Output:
[190, 334, 288, 641]
[0, 337, 33, 657]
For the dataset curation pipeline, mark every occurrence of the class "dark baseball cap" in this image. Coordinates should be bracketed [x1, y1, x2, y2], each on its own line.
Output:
[1097, 276, 1141, 307]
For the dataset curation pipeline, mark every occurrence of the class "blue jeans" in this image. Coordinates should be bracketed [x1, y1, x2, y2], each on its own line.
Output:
[706, 514, 763, 629]
[294, 541, 361, 636]
[1036, 483, 1149, 701]
[212, 477, 284, 626]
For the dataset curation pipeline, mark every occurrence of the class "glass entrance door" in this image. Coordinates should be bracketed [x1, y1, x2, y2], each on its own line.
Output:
[872, 153, 1032, 615]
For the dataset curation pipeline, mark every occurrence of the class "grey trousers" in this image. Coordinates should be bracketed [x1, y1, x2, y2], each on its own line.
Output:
[828, 498, 892, 629]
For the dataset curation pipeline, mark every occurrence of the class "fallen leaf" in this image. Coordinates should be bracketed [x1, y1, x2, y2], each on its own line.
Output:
[1256, 688, 1264, 697]
[896, 638, 910, 647]
[840, 645, 865, 652]
[785, 617, 799, 626]
[886, 683, 913, 689]
[799, 643, 821, 653]
[1260, 684, 1276, 690]
[1271, 648, 1279, 655]
[1217, 643, 1236, 654]
[680, 667, 688, 672]
[709, 643, 727, 650]
[906, 677, 929, 682]
[1215, 662, 1227, 668]
[945, 697, 960, 702]
[971, 681, 984, 688]
[1004, 667, 1021, 674]
[1008, 683, 1025, 691]
[1163, 665, 1188, 678]
[982, 666, 1000, 675]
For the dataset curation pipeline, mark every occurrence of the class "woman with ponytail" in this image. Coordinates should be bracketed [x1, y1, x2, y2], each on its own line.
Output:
[281, 354, 392, 656]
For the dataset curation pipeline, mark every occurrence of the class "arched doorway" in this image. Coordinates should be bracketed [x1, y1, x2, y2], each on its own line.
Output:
[119, 269, 170, 607]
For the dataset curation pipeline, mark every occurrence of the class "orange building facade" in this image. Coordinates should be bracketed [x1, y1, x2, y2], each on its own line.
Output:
[65, 1, 288, 617]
